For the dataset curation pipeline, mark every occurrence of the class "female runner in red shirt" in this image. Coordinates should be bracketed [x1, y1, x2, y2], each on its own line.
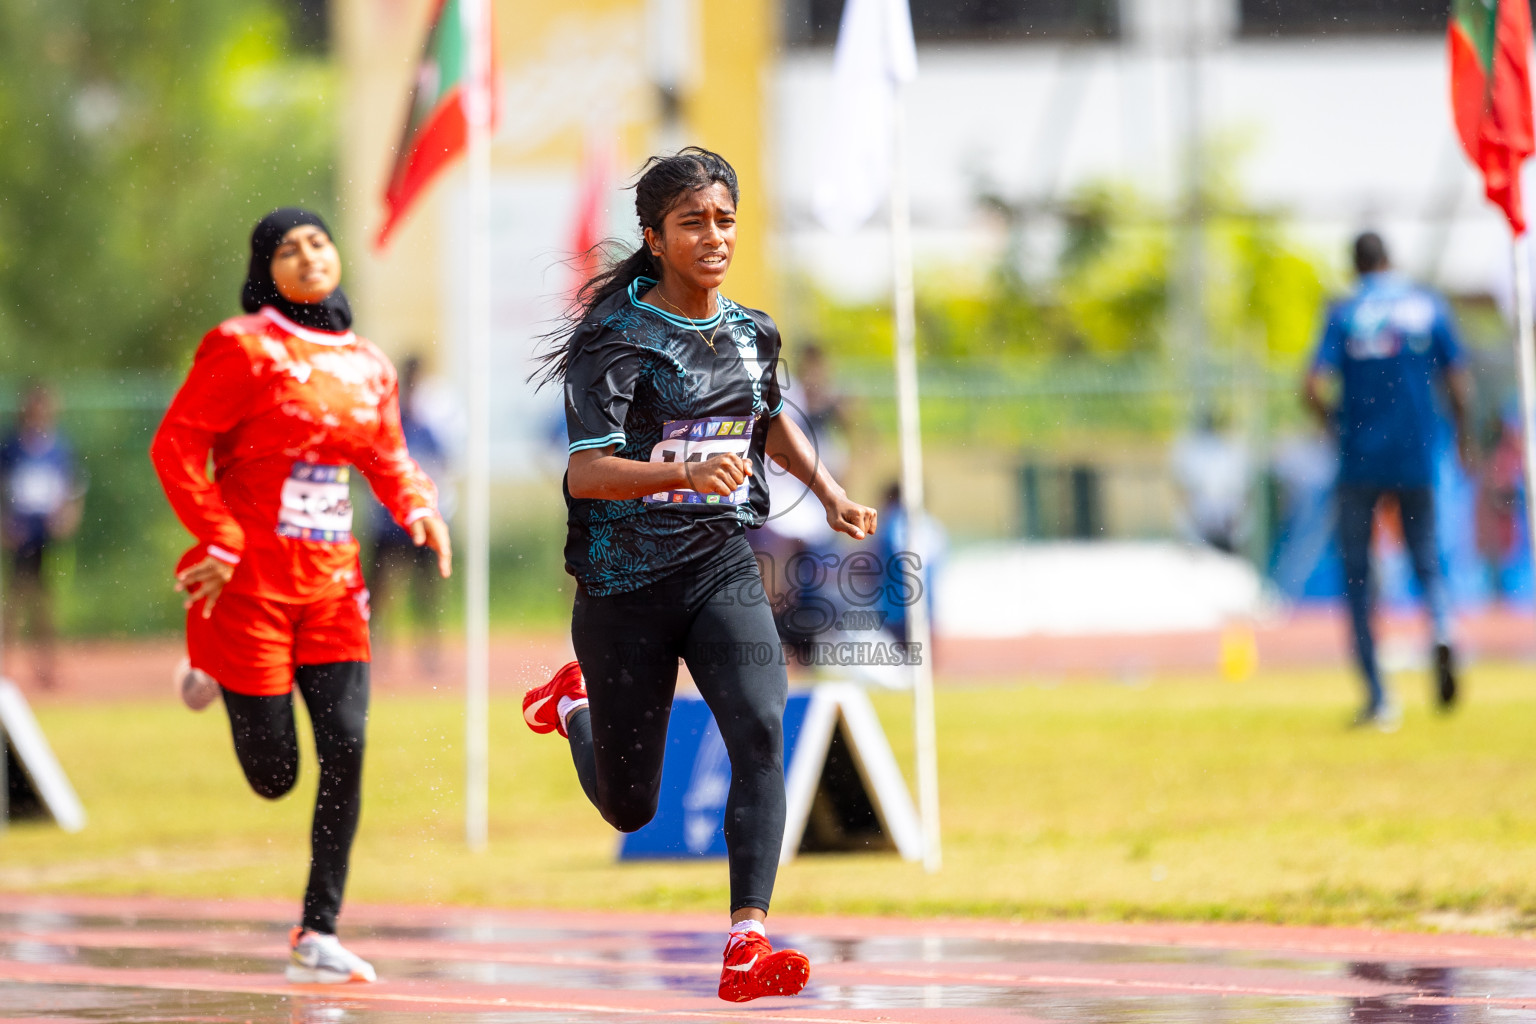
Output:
[151, 208, 451, 984]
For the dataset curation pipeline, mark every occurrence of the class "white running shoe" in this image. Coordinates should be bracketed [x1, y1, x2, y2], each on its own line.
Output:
[173, 657, 219, 712]
[286, 927, 377, 984]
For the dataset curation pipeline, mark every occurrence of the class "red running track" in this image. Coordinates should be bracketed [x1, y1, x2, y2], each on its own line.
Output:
[9, 605, 1536, 704]
[3, 894, 1536, 1022]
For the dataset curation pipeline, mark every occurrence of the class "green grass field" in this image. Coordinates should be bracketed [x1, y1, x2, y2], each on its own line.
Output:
[7, 664, 1536, 931]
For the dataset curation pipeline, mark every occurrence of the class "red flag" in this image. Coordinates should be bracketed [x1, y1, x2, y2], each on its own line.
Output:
[376, 0, 496, 250]
[1450, 0, 1535, 235]
[567, 142, 611, 297]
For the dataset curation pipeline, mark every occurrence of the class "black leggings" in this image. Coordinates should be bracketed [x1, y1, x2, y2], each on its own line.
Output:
[220, 661, 369, 935]
[568, 536, 787, 914]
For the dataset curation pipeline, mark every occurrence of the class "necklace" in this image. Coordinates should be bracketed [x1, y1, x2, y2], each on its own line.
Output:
[652, 288, 721, 353]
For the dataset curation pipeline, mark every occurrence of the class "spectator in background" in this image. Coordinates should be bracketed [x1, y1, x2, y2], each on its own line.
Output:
[1476, 404, 1529, 599]
[0, 384, 84, 689]
[794, 343, 851, 479]
[875, 481, 945, 647]
[1304, 231, 1471, 730]
[1268, 426, 1342, 601]
[1170, 410, 1249, 554]
[749, 343, 848, 660]
[366, 355, 449, 673]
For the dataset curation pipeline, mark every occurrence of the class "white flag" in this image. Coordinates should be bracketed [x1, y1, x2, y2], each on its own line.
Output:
[812, 0, 918, 234]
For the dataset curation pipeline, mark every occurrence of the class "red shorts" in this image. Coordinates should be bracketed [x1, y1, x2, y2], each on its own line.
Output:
[187, 585, 371, 697]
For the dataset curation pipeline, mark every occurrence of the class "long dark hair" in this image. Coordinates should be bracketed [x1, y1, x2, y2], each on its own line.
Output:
[532, 147, 739, 389]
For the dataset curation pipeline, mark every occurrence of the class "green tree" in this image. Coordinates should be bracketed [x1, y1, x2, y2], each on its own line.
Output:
[787, 168, 1328, 371]
[0, 0, 334, 374]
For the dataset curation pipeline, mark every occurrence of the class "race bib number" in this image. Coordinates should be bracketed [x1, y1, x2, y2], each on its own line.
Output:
[644, 417, 752, 506]
[277, 462, 353, 542]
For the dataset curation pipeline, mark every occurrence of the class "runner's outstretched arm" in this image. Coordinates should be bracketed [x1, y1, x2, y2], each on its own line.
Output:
[150, 332, 259, 565]
[151, 331, 261, 615]
[763, 414, 876, 540]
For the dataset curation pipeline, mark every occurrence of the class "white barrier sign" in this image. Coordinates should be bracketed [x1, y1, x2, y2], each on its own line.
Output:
[0, 679, 86, 832]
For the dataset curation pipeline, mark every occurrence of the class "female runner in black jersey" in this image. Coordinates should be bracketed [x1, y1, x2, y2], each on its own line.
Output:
[523, 148, 877, 1002]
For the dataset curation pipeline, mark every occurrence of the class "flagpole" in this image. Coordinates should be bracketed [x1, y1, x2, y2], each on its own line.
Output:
[1512, 233, 1536, 586]
[463, 0, 492, 852]
[890, 82, 941, 874]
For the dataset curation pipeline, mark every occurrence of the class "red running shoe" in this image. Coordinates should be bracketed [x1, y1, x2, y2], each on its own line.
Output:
[718, 930, 810, 1002]
[523, 661, 586, 738]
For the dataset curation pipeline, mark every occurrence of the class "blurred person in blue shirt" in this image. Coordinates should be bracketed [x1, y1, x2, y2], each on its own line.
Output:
[365, 355, 449, 673]
[1304, 232, 1472, 730]
[874, 480, 945, 648]
[0, 384, 84, 689]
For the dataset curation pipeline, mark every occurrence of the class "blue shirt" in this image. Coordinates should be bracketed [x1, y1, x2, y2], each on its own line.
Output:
[1311, 273, 1463, 488]
[0, 430, 76, 548]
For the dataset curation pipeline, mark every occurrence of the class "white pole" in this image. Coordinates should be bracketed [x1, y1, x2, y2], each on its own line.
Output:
[890, 83, 941, 873]
[1512, 233, 1536, 586]
[463, 0, 492, 851]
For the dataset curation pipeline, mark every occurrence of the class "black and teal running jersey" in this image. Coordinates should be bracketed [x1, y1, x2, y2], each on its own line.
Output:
[562, 277, 786, 596]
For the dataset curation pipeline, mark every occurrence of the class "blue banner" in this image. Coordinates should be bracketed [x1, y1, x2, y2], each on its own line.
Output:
[619, 693, 812, 860]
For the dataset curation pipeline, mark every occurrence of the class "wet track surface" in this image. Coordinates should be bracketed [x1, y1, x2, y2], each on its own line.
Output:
[4, 896, 1536, 1022]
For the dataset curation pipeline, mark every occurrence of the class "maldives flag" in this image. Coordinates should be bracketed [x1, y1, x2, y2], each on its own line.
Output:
[375, 0, 495, 250]
[1449, 0, 1535, 234]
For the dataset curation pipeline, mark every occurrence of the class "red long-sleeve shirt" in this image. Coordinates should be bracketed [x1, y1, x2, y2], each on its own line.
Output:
[151, 307, 438, 603]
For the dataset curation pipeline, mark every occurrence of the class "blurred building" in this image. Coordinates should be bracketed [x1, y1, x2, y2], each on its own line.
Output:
[776, 0, 1509, 301]
[332, 0, 1501, 578]
[333, 0, 1507, 476]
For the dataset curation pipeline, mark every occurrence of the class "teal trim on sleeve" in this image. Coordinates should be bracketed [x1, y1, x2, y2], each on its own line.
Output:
[769, 398, 785, 417]
[569, 431, 627, 454]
